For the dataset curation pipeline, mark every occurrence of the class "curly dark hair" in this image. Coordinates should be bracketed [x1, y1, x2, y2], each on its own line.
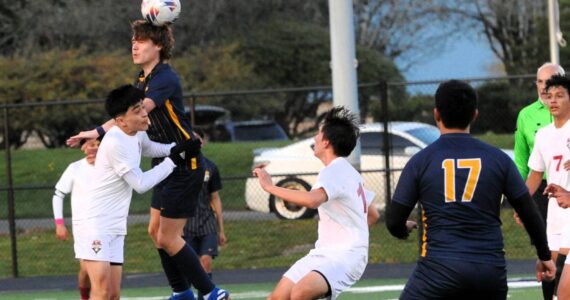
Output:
[131, 20, 174, 61]
[545, 74, 570, 94]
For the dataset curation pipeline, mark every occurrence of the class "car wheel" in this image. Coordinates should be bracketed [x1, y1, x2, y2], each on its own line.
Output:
[270, 178, 317, 220]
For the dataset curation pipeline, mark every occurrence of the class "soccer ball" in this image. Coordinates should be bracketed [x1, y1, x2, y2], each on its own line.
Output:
[141, 0, 181, 26]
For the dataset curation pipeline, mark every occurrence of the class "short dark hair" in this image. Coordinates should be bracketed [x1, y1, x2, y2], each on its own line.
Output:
[545, 74, 570, 94]
[105, 85, 145, 118]
[321, 106, 360, 157]
[435, 80, 477, 129]
[131, 20, 174, 61]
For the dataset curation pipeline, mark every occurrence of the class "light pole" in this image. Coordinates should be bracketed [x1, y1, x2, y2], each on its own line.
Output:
[328, 0, 361, 169]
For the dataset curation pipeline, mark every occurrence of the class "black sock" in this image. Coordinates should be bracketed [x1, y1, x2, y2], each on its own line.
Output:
[542, 280, 555, 300]
[158, 249, 189, 293]
[197, 273, 212, 300]
[555, 254, 567, 296]
[171, 244, 214, 295]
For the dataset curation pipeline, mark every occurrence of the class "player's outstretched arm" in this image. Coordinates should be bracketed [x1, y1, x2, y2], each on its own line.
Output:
[253, 167, 327, 209]
[122, 160, 175, 194]
[66, 119, 115, 147]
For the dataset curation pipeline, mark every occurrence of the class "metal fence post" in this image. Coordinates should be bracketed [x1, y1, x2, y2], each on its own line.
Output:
[4, 106, 18, 277]
[379, 81, 391, 207]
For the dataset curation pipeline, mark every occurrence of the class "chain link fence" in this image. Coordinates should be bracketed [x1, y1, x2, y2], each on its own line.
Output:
[0, 75, 541, 278]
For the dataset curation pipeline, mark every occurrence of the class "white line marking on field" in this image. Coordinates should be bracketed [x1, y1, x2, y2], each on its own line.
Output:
[35, 279, 541, 300]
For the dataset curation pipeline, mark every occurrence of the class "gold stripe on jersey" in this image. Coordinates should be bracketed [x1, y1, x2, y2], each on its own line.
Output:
[165, 99, 198, 170]
[165, 99, 190, 140]
[421, 208, 428, 257]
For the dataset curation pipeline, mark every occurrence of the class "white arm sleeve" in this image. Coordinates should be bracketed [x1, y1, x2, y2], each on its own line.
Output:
[122, 158, 176, 194]
[52, 189, 66, 220]
[139, 132, 175, 158]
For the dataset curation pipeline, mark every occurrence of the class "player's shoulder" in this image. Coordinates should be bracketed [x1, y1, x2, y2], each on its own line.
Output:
[64, 159, 84, 173]
[321, 157, 357, 178]
[203, 157, 219, 170]
[470, 139, 515, 166]
[155, 64, 180, 82]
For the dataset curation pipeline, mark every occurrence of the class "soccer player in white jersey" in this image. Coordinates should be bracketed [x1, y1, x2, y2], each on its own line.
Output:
[75, 84, 201, 300]
[528, 74, 570, 297]
[253, 106, 377, 300]
[52, 138, 102, 300]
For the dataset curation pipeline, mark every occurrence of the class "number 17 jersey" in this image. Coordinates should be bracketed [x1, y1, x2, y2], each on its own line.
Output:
[392, 133, 528, 265]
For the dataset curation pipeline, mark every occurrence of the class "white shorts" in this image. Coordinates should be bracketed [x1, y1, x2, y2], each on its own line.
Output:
[283, 248, 367, 300]
[547, 232, 570, 252]
[74, 234, 125, 264]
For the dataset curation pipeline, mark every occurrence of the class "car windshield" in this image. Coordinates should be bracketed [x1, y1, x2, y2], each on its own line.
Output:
[234, 124, 287, 141]
[406, 126, 440, 145]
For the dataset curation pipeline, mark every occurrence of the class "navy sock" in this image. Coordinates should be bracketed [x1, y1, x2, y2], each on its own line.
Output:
[158, 249, 189, 293]
[171, 244, 214, 295]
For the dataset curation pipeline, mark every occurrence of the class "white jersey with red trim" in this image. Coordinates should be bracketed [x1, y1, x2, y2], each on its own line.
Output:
[529, 120, 570, 234]
[312, 157, 374, 252]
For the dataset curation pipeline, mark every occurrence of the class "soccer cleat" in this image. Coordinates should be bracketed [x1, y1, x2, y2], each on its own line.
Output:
[168, 289, 196, 300]
[206, 287, 230, 300]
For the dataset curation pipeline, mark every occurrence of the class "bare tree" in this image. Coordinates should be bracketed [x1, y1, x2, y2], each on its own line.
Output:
[352, 0, 460, 69]
[445, 0, 548, 75]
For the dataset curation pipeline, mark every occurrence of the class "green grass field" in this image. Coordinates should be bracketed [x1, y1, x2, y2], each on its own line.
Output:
[0, 209, 536, 278]
[0, 277, 542, 300]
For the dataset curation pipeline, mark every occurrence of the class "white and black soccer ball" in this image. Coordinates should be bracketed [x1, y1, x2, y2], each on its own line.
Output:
[141, 0, 181, 26]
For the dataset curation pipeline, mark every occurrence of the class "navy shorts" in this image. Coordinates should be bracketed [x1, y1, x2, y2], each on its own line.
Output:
[400, 257, 507, 300]
[151, 156, 205, 219]
[186, 233, 218, 258]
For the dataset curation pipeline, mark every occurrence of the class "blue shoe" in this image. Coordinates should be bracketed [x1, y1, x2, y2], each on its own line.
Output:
[169, 289, 196, 300]
[206, 287, 230, 300]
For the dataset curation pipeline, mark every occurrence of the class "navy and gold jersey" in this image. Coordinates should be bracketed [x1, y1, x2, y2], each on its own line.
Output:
[392, 133, 528, 265]
[134, 63, 195, 146]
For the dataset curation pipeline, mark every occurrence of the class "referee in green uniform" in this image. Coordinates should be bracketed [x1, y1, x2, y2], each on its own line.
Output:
[514, 62, 564, 300]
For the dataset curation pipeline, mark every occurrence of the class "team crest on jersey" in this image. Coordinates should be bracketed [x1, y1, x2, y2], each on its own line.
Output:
[91, 240, 102, 254]
[204, 170, 210, 182]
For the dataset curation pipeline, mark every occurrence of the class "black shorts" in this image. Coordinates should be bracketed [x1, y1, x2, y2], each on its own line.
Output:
[400, 257, 507, 300]
[151, 158, 205, 219]
[186, 233, 219, 258]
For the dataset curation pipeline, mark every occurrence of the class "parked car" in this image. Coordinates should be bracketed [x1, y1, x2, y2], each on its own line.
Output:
[244, 121, 442, 220]
[211, 120, 289, 142]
